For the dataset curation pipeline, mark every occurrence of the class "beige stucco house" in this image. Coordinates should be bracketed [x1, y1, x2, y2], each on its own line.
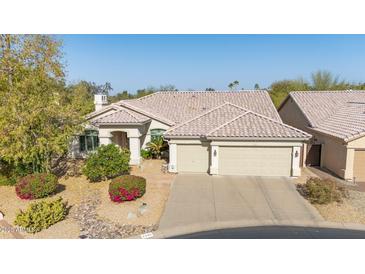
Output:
[73, 90, 311, 177]
[278, 90, 365, 182]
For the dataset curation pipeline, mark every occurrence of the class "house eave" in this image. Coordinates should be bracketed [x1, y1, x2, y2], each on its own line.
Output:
[206, 136, 311, 141]
[93, 120, 150, 127]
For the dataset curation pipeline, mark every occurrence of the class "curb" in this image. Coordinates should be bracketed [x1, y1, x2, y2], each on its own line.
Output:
[134, 220, 365, 239]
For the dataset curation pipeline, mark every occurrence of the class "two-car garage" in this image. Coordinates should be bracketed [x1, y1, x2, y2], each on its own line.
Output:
[173, 142, 298, 177]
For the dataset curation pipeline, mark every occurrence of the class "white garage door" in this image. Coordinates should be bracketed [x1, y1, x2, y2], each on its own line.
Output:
[177, 144, 209, 173]
[219, 146, 292, 176]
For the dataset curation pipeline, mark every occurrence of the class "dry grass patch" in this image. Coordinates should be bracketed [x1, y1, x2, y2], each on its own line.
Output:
[314, 199, 365, 224]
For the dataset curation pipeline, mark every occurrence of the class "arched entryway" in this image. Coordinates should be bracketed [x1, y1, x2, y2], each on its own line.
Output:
[111, 131, 129, 149]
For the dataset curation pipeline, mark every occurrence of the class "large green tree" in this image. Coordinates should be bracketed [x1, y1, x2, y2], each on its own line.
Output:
[269, 78, 309, 107]
[0, 35, 83, 172]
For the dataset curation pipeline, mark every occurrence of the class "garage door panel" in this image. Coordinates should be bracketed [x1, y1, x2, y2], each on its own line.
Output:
[354, 150, 365, 182]
[177, 144, 209, 173]
[219, 147, 292, 176]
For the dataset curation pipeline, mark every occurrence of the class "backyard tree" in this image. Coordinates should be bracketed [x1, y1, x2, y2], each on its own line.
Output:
[0, 34, 84, 173]
[310, 70, 348, 90]
[228, 80, 239, 90]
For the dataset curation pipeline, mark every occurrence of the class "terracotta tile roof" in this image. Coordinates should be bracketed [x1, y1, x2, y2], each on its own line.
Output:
[164, 102, 311, 139]
[207, 111, 311, 139]
[288, 91, 365, 141]
[92, 108, 150, 125]
[119, 90, 282, 124]
[164, 102, 249, 137]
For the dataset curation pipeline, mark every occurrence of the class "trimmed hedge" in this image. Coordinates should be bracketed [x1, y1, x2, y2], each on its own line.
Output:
[15, 173, 58, 200]
[82, 144, 130, 182]
[14, 197, 67, 233]
[304, 177, 348, 204]
[109, 175, 146, 203]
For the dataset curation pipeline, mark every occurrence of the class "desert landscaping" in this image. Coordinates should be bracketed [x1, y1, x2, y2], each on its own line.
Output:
[0, 160, 175, 239]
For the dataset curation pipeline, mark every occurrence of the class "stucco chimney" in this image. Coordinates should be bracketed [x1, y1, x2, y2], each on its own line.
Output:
[94, 94, 108, 111]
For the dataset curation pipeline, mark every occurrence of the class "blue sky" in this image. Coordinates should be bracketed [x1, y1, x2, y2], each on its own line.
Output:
[60, 35, 365, 94]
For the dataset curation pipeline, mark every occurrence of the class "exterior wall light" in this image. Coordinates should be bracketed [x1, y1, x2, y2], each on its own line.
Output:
[213, 149, 217, 157]
[295, 150, 299, 158]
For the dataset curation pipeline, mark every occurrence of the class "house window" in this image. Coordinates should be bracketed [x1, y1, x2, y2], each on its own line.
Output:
[150, 128, 166, 141]
[79, 130, 99, 153]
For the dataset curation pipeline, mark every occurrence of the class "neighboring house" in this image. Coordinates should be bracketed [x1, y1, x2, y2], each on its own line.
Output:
[73, 90, 311, 177]
[278, 90, 365, 182]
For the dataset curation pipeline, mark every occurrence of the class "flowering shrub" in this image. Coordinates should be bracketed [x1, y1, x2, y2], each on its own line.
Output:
[14, 197, 67, 233]
[15, 173, 58, 200]
[109, 175, 146, 203]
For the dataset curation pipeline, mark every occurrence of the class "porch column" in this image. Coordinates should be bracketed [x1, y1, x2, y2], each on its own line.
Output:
[291, 146, 301, 177]
[129, 137, 141, 165]
[99, 129, 112, 145]
[210, 145, 219, 175]
[168, 143, 177, 173]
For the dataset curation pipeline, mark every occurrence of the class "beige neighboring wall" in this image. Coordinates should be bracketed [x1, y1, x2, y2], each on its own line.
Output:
[279, 97, 311, 166]
[279, 97, 310, 132]
[313, 132, 347, 179]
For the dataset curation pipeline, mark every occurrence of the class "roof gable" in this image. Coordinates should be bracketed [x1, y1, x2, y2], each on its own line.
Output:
[92, 108, 150, 125]
[164, 102, 248, 137]
[207, 111, 311, 139]
[164, 102, 310, 139]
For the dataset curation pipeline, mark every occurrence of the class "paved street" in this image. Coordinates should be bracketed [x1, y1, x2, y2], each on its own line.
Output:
[159, 174, 323, 231]
[171, 225, 365, 239]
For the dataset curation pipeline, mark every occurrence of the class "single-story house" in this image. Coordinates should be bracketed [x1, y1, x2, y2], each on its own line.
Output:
[73, 90, 311, 177]
[278, 90, 365, 182]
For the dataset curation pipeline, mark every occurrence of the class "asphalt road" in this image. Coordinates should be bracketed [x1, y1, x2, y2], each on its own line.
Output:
[170, 226, 365, 239]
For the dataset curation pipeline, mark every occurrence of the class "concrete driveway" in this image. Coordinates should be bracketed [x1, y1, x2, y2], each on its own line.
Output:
[159, 174, 323, 232]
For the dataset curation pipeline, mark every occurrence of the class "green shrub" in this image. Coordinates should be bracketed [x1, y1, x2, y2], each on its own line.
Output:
[0, 160, 32, 186]
[304, 177, 348, 204]
[14, 197, 68, 233]
[15, 173, 58, 200]
[109, 175, 146, 203]
[141, 149, 152, 159]
[0, 174, 16, 186]
[82, 144, 130, 182]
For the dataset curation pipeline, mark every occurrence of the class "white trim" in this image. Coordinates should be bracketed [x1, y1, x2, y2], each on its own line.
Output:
[210, 145, 219, 175]
[168, 143, 177, 173]
[291, 146, 301, 177]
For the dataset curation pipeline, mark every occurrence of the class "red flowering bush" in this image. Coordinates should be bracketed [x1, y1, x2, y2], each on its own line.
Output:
[109, 175, 146, 203]
[15, 173, 58, 200]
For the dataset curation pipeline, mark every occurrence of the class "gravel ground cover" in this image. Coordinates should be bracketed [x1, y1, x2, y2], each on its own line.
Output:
[0, 160, 174, 239]
[296, 168, 365, 225]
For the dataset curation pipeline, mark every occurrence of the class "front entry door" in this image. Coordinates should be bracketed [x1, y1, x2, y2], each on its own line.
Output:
[306, 144, 321, 166]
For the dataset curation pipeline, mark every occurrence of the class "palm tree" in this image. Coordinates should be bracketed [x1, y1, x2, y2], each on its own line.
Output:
[146, 137, 168, 159]
[228, 80, 239, 90]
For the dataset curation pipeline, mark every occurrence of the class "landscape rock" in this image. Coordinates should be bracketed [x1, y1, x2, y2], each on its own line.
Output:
[72, 190, 157, 239]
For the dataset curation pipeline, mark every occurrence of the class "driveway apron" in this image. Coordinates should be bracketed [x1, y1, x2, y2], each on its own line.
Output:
[159, 174, 322, 230]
